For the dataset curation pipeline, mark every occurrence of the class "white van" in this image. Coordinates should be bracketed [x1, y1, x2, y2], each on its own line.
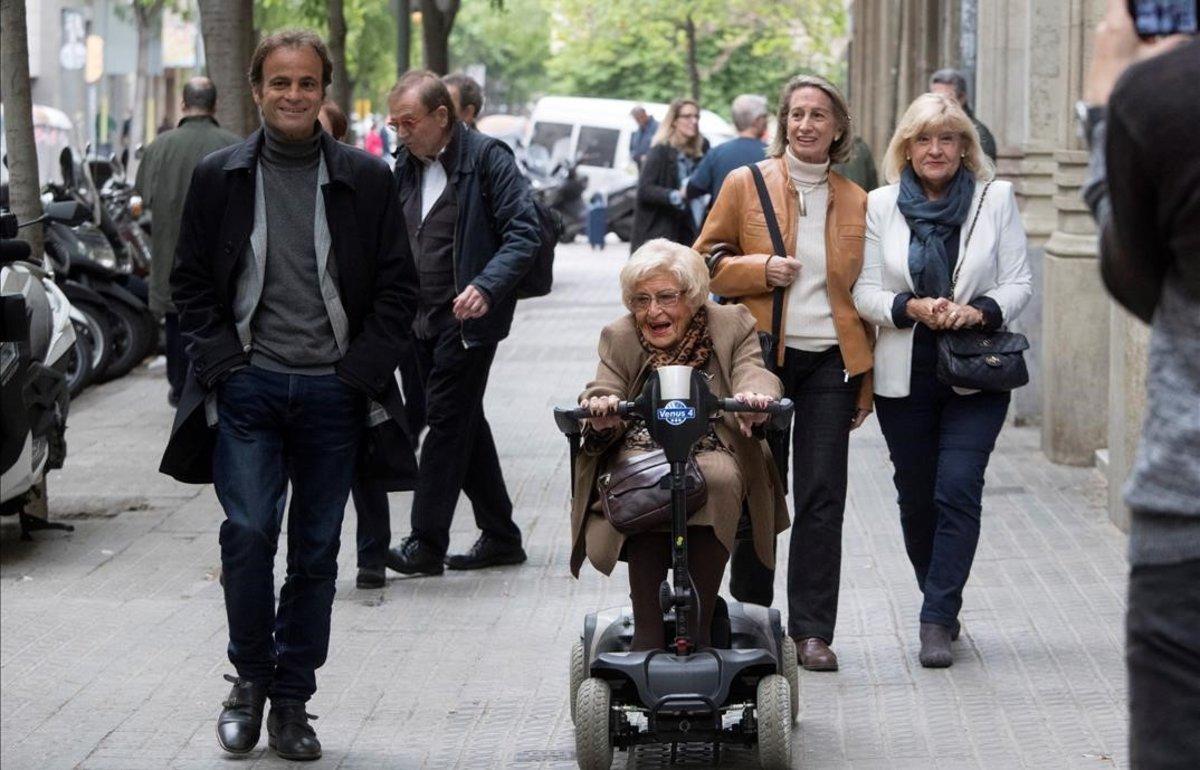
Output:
[526, 96, 735, 197]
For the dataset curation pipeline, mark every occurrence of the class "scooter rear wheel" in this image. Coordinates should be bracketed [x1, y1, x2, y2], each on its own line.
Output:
[755, 674, 792, 769]
[781, 636, 799, 722]
[574, 678, 613, 770]
[569, 640, 586, 724]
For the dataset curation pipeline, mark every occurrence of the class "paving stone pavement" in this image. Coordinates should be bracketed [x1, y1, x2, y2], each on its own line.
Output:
[1, 242, 1127, 769]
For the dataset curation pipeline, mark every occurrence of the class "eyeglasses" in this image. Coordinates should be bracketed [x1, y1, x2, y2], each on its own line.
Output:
[630, 290, 683, 311]
[390, 110, 431, 132]
[676, 112, 700, 122]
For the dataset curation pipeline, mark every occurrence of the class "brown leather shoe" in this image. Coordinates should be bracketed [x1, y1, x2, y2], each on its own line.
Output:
[796, 636, 838, 671]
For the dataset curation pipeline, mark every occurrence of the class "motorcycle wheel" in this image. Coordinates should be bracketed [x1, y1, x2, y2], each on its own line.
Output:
[71, 299, 115, 383]
[95, 301, 150, 383]
[65, 319, 95, 398]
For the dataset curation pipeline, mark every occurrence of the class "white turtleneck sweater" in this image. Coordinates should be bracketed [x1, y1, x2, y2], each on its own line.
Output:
[782, 148, 838, 352]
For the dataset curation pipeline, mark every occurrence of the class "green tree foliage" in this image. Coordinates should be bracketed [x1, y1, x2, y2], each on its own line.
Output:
[447, 0, 550, 112]
[545, 0, 847, 118]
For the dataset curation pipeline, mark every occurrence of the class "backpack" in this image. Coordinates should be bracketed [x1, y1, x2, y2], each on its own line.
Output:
[516, 197, 561, 299]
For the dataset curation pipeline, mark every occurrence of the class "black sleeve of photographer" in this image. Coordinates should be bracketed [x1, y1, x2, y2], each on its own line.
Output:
[1101, 93, 1169, 324]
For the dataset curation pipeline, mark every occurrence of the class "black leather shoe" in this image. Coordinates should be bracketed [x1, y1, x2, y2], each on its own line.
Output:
[216, 674, 267, 754]
[267, 704, 321, 761]
[356, 566, 386, 589]
[445, 534, 527, 570]
[385, 536, 444, 576]
[919, 622, 953, 668]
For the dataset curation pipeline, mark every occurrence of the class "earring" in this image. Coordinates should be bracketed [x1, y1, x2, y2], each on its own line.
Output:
[905, 155, 911, 161]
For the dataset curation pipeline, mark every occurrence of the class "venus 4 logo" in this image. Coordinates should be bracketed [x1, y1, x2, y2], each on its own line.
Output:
[656, 400, 696, 426]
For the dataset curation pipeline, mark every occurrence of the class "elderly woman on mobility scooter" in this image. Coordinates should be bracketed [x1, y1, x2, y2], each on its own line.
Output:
[570, 238, 791, 651]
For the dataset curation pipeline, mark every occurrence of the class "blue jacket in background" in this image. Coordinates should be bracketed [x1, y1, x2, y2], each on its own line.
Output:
[686, 136, 767, 204]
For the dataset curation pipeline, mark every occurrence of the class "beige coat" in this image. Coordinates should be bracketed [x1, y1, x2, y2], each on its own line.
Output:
[569, 301, 790, 578]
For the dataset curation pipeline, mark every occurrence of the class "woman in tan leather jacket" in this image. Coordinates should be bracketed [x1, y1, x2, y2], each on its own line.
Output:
[693, 74, 873, 672]
[572, 239, 790, 651]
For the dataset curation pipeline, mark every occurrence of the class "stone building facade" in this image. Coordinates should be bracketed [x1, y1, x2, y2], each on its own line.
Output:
[845, 0, 1148, 530]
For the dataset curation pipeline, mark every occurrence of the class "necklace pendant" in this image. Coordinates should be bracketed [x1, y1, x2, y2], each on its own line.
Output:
[797, 189, 807, 217]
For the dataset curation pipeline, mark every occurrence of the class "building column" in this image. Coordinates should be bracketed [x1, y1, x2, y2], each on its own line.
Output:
[1040, 149, 1108, 465]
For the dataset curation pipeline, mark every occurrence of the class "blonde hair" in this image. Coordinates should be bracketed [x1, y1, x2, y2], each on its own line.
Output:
[620, 239, 710, 312]
[883, 93, 995, 184]
[652, 98, 705, 159]
[767, 74, 854, 164]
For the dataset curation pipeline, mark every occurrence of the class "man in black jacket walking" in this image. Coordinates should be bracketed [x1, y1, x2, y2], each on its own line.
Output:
[159, 30, 418, 761]
[383, 70, 541, 575]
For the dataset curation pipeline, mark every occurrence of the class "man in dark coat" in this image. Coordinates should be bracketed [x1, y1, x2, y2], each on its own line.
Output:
[158, 30, 417, 761]
[382, 70, 541, 576]
[929, 68, 998, 161]
[135, 77, 240, 405]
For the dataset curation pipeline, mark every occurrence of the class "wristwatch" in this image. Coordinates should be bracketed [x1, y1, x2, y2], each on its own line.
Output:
[1075, 100, 1107, 148]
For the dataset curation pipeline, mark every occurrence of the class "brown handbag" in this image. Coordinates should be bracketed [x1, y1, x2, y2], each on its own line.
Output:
[597, 450, 708, 535]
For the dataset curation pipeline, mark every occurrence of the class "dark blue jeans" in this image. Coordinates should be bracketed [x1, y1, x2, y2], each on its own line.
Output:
[213, 366, 365, 704]
[875, 363, 1009, 628]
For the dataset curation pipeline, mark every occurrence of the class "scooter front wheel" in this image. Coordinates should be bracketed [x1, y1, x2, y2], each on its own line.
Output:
[755, 674, 792, 769]
[569, 640, 586, 725]
[574, 678, 613, 770]
[781, 636, 799, 722]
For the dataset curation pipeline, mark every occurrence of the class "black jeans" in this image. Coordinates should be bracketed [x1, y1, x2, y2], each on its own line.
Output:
[213, 366, 364, 704]
[730, 346, 859, 643]
[409, 324, 520, 555]
[874, 360, 1009, 628]
[397, 334, 426, 447]
[1128, 556, 1200, 769]
[164, 312, 187, 400]
[350, 479, 390, 570]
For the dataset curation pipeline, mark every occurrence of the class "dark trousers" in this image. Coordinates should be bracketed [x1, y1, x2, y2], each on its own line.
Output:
[730, 346, 859, 645]
[409, 325, 520, 556]
[874, 366, 1009, 628]
[213, 366, 364, 704]
[626, 527, 729, 651]
[1127, 557, 1200, 769]
[350, 479, 390, 570]
[164, 312, 187, 400]
[397, 335, 426, 446]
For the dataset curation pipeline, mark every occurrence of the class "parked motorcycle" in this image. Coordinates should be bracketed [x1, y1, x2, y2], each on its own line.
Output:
[1, 202, 88, 538]
[523, 146, 588, 244]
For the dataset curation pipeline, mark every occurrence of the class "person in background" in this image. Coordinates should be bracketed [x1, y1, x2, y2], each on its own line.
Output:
[929, 69, 997, 162]
[833, 136, 880, 192]
[134, 77, 240, 407]
[587, 192, 608, 251]
[686, 93, 768, 207]
[631, 98, 707, 251]
[853, 92, 1031, 669]
[364, 120, 384, 156]
[629, 105, 659, 168]
[443, 73, 483, 129]
[317, 99, 347, 141]
[1079, 1, 1198, 764]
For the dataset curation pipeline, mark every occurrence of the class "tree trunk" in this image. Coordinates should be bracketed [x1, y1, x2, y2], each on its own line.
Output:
[326, 0, 352, 118]
[197, 0, 257, 136]
[684, 14, 700, 103]
[395, 0, 412, 76]
[0, 0, 44, 258]
[419, 0, 459, 75]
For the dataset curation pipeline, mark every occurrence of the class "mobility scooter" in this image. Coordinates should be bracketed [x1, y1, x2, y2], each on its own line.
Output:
[554, 365, 799, 769]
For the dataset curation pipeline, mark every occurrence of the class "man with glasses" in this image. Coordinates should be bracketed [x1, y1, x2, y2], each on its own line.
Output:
[383, 70, 541, 576]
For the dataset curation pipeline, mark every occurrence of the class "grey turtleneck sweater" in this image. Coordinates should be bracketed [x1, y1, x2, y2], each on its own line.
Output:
[250, 125, 341, 373]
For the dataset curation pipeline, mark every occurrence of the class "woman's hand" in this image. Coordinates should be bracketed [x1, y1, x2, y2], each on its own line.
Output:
[930, 299, 984, 330]
[733, 391, 774, 437]
[905, 297, 943, 328]
[765, 256, 802, 288]
[580, 394, 623, 431]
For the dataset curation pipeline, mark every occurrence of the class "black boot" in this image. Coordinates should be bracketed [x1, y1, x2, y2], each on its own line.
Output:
[267, 703, 321, 761]
[919, 622, 953, 668]
[385, 536, 444, 576]
[216, 674, 267, 754]
[356, 566, 386, 589]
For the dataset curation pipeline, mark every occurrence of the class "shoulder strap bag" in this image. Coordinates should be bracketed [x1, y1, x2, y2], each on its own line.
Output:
[935, 181, 1031, 392]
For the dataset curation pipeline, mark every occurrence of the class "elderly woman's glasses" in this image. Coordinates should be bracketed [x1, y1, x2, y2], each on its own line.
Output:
[631, 290, 683, 311]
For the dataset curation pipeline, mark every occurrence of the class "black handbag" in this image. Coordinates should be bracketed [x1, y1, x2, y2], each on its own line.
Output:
[936, 181, 1030, 392]
[747, 164, 791, 490]
[597, 450, 707, 535]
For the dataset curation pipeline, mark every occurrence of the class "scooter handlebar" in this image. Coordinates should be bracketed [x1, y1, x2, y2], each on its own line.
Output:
[553, 401, 638, 435]
[718, 397, 794, 431]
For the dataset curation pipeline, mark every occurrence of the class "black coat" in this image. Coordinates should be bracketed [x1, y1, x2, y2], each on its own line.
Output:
[631, 142, 702, 251]
[159, 128, 420, 489]
[392, 122, 541, 347]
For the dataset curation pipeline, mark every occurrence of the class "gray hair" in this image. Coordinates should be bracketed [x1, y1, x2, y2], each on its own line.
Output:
[619, 239, 710, 312]
[930, 68, 970, 106]
[730, 94, 769, 132]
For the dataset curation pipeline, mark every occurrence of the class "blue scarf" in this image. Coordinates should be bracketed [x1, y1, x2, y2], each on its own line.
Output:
[896, 165, 975, 298]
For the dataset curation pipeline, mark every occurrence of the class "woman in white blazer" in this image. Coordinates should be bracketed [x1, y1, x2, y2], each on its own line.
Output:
[852, 93, 1032, 668]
